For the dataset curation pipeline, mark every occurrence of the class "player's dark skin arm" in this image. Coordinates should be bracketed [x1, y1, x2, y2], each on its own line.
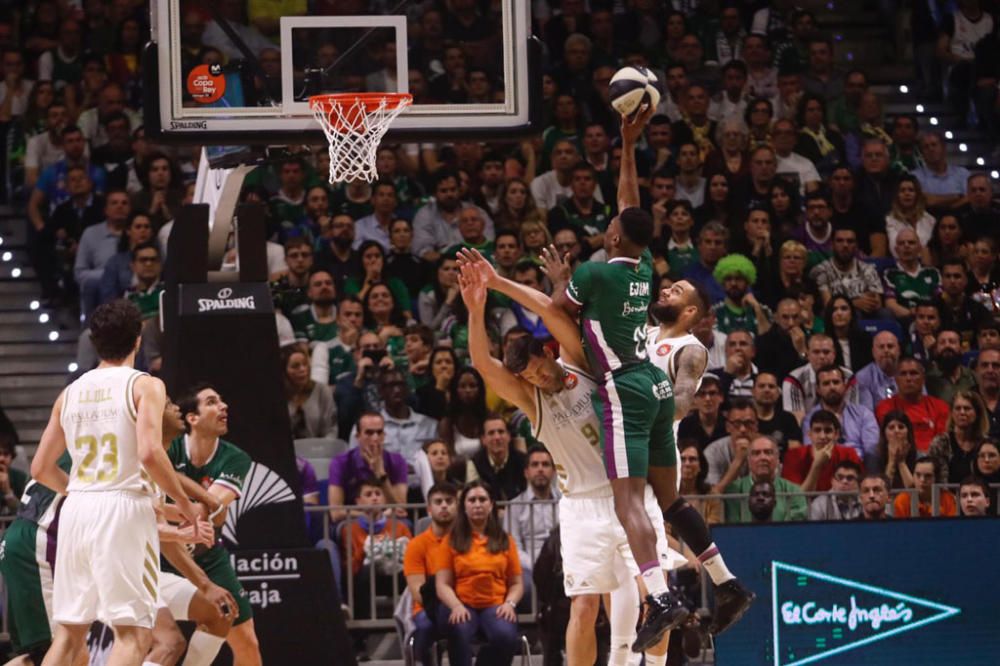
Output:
[672, 346, 708, 421]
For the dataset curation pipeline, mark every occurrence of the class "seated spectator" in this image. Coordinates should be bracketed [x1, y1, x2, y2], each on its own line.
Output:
[283, 345, 336, 440]
[402, 324, 434, 389]
[334, 332, 394, 438]
[822, 296, 872, 372]
[414, 439, 466, 501]
[808, 460, 863, 520]
[385, 219, 428, 303]
[911, 132, 970, 211]
[546, 163, 613, 257]
[710, 331, 758, 400]
[858, 473, 891, 520]
[28, 125, 106, 237]
[795, 93, 847, 179]
[803, 365, 879, 467]
[418, 255, 462, 331]
[518, 220, 553, 264]
[362, 282, 410, 358]
[723, 435, 808, 523]
[792, 192, 836, 269]
[507, 446, 559, 605]
[129, 152, 184, 230]
[466, 415, 528, 502]
[746, 480, 778, 523]
[413, 171, 494, 262]
[973, 439, 1000, 487]
[345, 241, 412, 319]
[958, 173, 1000, 243]
[683, 221, 730, 304]
[877, 411, 918, 490]
[752, 372, 802, 455]
[24, 101, 68, 191]
[926, 328, 976, 404]
[270, 238, 314, 319]
[784, 410, 863, 491]
[404, 482, 458, 666]
[893, 457, 957, 518]
[75, 188, 130, 319]
[290, 270, 339, 344]
[934, 260, 991, 346]
[444, 208, 495, 259]
[784, 334, 856, 422]
[338, 476, 412, 623]
[41, 165, 104, 303]
[677, 375, 727, 448]
[885, 176, 936, 263]
[854, 331, 901, 411]
[369, 368, 437, 468]
[439, 368, 490, 458]
[433, 481, 524, 666]
[493, 179, 545, 234]
[76, 82, 141, 148]
[416, 347, 459, 420]
[498, 262, 552, 340]
[875, 357, 949, 452]
[755, 299, 809, 378]
[353, 180, 399, 251]
[883, 229, 942, 323]
[711, 254, 772, 336]
[311, 295, 362, 387]
[772, 118, 821, 195]
[958, 476, 992, 517]
[328, 412, 408, 523]
[97, 212, 153, 304]
[809, 226, 884, 318]
[297, 456, 320, 505]
[705, 398, 759, 488]
[315, 213, 360, 291]
[929, 391, 989, 483]
[655, 200, 697, 279]
[677, 442, 723, 525]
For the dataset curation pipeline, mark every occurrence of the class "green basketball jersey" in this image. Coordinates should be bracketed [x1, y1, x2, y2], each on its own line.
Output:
[566, 250, 654, 378]
[126, 283, 164, 320]
[883, 265, 941, 309]
[15, 452, 71, 527]
[289, 304, 339, 343]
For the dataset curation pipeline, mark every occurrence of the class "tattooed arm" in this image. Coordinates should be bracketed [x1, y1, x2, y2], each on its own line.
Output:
[673, 346, 708, 421]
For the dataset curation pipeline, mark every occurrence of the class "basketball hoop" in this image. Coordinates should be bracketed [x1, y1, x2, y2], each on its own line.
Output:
[309, 93, 413, 184]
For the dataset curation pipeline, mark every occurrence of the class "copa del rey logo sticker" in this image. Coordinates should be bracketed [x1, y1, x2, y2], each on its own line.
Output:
[771, 561, 960, 665]
[563, 372, 578, 390]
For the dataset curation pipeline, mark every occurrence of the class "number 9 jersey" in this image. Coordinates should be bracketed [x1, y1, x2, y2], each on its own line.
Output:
[61, 367, 152, 495]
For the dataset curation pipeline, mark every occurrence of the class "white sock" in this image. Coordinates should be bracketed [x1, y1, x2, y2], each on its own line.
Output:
[645, 651, 668, 666]
[609, 581, 642, 666]
[639, 562, 669, 596]
[182, 631, 226, 666]
[699, 544, 735, 585]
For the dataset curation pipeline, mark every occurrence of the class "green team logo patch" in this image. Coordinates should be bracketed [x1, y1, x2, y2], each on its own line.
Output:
[771, 561, 961, 665]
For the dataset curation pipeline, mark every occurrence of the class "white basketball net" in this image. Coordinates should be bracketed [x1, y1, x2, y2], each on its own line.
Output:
[310, 94, 412, 184]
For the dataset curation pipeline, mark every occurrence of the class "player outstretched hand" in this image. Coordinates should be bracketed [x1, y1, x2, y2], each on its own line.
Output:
[539, 244, 572, 284]
[203, 582, 239, 620]
[621, 102, 655, 145]
[458, 261, 487, 311]
[456, 248, 498, 288]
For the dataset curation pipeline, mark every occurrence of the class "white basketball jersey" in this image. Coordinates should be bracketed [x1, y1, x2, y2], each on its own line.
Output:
[646, 327, 707, 387]
[532, 360, 610, 497]
[61, 367, 151, 495]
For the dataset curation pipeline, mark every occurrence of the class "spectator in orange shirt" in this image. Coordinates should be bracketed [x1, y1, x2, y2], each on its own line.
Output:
[403, 482, 459, 666]
[893, 457, 957, 517]
[875, 357, 949, 452]
[783, 410, 863, 491]
[434, 480, 524, 666]
[337, 476, 412, 623]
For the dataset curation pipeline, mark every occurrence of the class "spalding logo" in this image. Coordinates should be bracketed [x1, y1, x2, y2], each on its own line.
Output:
[564, 373, 578, 389]
[657, 344, 672, 356]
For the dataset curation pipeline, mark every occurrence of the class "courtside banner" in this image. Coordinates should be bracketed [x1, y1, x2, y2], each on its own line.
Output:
[178, 282, 273, 316]
[713, 519, 1000, 665]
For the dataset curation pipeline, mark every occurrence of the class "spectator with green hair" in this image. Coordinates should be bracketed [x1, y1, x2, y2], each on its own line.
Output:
[711, 253, 773, 336]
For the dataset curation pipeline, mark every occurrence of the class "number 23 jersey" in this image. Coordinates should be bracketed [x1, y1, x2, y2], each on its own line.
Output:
[61, 367, 150, 495]
[532, 360, 610, 497]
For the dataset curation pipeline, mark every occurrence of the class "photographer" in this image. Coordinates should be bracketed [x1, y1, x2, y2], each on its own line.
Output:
[334, 330, 395, 440]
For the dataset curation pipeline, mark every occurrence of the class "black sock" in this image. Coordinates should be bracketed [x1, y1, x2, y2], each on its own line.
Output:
[664, 497, 713, 554]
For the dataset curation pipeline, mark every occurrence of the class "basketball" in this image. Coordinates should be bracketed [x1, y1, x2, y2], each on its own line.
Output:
[609, 66, 653, 117]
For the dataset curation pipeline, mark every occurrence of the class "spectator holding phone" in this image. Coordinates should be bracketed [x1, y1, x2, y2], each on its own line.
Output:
[334, 331, 395, 439]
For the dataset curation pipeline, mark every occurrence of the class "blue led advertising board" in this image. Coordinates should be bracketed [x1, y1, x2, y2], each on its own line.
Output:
[712, 519, 1000, 665]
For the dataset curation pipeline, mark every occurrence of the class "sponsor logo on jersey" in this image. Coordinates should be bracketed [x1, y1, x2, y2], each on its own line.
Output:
[564, 372, 578, 389]
[657, 344, 672, 356]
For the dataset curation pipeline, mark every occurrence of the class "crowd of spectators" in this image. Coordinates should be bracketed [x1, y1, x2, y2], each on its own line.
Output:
[2, 0, 1000, 662]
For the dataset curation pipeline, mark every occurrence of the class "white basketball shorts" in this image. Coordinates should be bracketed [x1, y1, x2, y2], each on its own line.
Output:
[52, 491, 159, 628]
[156, 571, 198, 621]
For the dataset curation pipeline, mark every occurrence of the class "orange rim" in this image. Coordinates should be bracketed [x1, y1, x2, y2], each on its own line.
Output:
[309, 93, 413, 133]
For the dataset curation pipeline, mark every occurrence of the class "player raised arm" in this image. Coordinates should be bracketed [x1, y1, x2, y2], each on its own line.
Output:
[31, 390, 70, 494]
[458, 262, 536, 420]
[672, 346, 709, 421]
[457, 247, 589, 371]
[618, 104, 655, 212]
[135, 375, 201, 533]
